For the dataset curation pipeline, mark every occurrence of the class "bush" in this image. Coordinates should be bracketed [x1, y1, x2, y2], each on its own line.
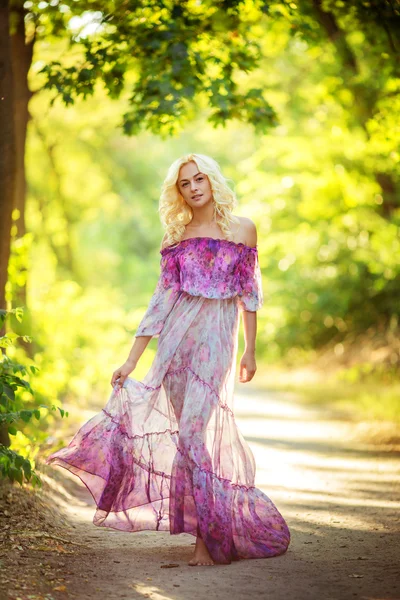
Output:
[0, 307, 68, 487]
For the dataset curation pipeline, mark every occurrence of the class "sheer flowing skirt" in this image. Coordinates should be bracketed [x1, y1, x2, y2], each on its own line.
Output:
[46, 292, 291, 564]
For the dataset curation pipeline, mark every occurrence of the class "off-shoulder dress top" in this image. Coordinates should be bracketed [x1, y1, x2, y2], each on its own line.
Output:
[135, 236, 263, 338]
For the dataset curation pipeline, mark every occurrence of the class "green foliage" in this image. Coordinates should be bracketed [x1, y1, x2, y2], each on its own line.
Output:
[4, 0, 398, 445]
[0, 308, 69, 487]
[30, 0, 279, 136]
[236, 1, 400, 360]
[25, 0, 400, 366]
[0, 446, 37, 486]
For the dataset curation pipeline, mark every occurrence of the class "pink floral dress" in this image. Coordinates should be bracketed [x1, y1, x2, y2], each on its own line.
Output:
[46, 237, 291, 564]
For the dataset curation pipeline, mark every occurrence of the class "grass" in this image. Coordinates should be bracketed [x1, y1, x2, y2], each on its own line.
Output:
[255, 363, 400, 425]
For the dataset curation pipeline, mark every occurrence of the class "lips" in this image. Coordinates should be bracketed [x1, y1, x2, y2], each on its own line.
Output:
[192, 194, 202, 200]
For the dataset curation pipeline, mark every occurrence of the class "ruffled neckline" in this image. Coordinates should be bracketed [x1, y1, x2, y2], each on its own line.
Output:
[160, 236, 258, 255]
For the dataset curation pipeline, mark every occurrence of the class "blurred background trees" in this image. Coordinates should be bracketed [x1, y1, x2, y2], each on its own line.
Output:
[1, 0, 399, 480]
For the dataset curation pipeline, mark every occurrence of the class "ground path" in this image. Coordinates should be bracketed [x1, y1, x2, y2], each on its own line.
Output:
[38, 386, 400, 600]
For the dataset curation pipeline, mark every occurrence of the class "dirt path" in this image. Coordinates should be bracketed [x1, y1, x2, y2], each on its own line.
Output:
[3, 386, 400, 600]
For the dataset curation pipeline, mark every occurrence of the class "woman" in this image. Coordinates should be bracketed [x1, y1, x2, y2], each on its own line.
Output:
[46, 153, 291, 566]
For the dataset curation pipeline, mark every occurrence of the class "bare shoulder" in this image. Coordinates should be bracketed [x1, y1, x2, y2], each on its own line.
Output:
[232, 216, 258, 247]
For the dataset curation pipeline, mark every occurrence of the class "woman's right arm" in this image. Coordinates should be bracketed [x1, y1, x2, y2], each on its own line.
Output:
[111, 236, 180, 390]
[110, 335, 151, 390]
[133, 240, 181, 338]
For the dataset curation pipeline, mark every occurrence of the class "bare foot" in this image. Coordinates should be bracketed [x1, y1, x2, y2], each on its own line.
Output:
[188, 536, 215, 566]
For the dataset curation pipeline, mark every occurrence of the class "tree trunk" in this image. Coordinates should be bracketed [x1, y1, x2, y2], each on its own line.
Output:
[10, 3, 34, 356]
[11, 4, 33, 245]
[0, 0, 16, 447]
[0, 0, 15, 314]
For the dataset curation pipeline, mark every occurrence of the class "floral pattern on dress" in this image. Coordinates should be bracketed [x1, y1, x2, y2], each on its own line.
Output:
[136, 237, 263, 338]
[46, 236, 290, 565]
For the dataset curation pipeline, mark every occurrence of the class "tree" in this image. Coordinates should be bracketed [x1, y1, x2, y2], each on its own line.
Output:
[0, 0, 16, 447]
[2, 0, 400, 345]
[0, 0, 16, 316]
[299, 0, 400, 218]
[5, 0, 400, 310]
[2, 0, 279, 319]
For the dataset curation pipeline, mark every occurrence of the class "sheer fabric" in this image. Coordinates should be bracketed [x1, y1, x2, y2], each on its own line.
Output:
[46, 237, 290, 564]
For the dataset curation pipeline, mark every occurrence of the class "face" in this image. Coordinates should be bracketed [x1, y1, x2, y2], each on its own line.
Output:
[177, 161, 213, 209]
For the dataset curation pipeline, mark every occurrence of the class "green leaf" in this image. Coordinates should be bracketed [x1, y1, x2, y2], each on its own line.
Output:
[20, 410, 33, 423]
[23, 460, 32, 477]
[9, 466, 19, 482]
[3, 385, 15, 401]
[15, 307, 25, 323]
[14, 454, 24, 468]
[15, 468, 23, 485]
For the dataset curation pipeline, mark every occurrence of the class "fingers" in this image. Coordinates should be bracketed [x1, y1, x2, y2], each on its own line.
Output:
[246, 366, 256, 381]
[111, 370, 121, 387]
[239, 362, 256, 383]
[118, 374, 128, 388]
[111, 363, 135, 392]
[239, 365, 250, 382]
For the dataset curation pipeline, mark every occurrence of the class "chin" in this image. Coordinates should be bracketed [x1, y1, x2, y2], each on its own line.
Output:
[192, 196, 212, 208]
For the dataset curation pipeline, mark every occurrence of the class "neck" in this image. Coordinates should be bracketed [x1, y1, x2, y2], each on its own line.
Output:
[189, 201, 215, 227]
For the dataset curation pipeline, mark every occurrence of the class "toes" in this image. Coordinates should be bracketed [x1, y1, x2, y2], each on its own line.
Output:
[188, 552, 215, 567]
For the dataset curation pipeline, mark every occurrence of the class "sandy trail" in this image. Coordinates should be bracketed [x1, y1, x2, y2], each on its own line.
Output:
[42, 386, 400, 600]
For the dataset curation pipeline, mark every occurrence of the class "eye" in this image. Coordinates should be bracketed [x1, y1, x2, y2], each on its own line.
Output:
[196, 177, 204, 182]
[182, 182, 189, 187]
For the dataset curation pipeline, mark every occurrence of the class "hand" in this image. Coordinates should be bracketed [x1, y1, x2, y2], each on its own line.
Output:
[239, 350, 256, 383]
[111, 360, 136, 391]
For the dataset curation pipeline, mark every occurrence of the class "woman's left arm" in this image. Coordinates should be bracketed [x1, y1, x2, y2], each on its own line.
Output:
[237, 219, 263, 383]
[239, 310, 258, 382]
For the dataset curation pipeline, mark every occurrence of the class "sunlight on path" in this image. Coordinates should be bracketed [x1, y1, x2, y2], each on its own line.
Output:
[235, 389, 400, 533]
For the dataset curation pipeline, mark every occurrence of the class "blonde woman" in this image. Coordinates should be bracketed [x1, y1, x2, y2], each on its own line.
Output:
[46, 153, 291, 566]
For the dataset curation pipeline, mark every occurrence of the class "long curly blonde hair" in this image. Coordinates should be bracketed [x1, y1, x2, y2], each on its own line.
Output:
[159, 153, 240, 247]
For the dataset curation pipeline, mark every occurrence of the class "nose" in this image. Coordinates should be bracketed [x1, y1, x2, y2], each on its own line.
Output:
[190, 179, 198, 191]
